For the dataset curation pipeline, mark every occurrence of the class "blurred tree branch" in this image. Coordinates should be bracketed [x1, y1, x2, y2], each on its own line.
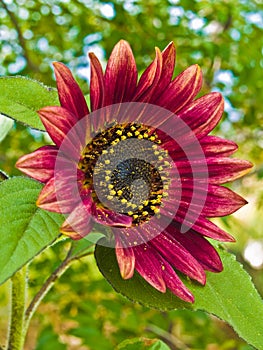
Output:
[0, 0, 38, 72]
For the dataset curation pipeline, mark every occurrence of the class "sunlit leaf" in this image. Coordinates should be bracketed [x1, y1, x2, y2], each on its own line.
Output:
[0, 177, 64, 285]
[95, 241, 263, 350]
[0, 114, 14, 142]
[0, 77, 58, 131]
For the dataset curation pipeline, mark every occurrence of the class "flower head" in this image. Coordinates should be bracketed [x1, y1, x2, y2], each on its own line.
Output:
[16, 40, 252, 302]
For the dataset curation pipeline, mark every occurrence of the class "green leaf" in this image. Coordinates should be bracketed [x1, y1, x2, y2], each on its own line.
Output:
[0, 76, 59, 131]
[0, 114, 14, 142]
[0, 177, 64, 285]
[117, 337, 171, 350]
[95, 242, 263, 350]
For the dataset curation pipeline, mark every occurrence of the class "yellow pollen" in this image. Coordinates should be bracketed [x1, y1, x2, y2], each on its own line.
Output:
[149, 136, 156, 141]
[158, 166, 163, 171]
[108, 184, 114, 189]
[121, 198, 127, 204]
[143, 200, 149, 206]
[143, 133, 148, 138]
[105, 176, 110, 181]
[142, 211, 148, 216]
[134, 130, 140, 136]
[164, 161, 170, 166]
[110, 190, 116, 195]
[154, 150, 160, 155]
[117, 190, 123, 196]
[127, 211, 133, 216]
[109, 148, 114, 154]
[107, 195, 113, 200]
[105, 170, 111, 175]
[131, 203, 137, 209]
[127, 132, 133, 137]
[138, 205, 143, 210]
[163, 192, 168, 197]
[158, 155, 164, 160]
[121, 135, 127, 140]
[161, 265, 165, 271]
[131, 126, 136, 131]
[105, 160, 110, 164]
[133, 214, 138, 219]
[102, 150, 108, 154]
[137, 134, 143, 139]
[116, 130, 122, 135]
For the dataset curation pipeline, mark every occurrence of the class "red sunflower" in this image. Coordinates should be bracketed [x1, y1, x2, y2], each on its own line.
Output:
[16, 40, 252, 302]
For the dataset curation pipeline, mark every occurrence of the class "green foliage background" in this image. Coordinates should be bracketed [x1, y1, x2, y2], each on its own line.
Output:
[0, 0, 262, 349]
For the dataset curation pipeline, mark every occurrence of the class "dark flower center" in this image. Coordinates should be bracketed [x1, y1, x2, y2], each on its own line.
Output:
[78, 123, 170, 225]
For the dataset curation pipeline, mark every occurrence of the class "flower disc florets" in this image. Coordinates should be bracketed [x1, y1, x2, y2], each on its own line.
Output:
[79, 122, 170, 225]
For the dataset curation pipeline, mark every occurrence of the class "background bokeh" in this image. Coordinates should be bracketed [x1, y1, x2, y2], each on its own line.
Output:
[0, 0, 262, 349]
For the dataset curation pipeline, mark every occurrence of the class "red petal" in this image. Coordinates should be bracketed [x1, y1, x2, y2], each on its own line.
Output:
[155, 64, 202, 113]
[89, 52, 104, 111]
[168, 181, 247, 217]
[176, 92, 224, 139]
[38, 106, 84, 156]
[104, 40, 137, 105]
[36, 174, 82, 213]
[53, 62, 89, 118]
[115, 235, 135, 279]
[166, 227, 223, 272]
[133, 244, 166, 293]
[150, 42, 176, 102]
[200, 136, 238, 157]
[206, 158, 253, 184]
[175, 213, 235, 242]
[161, 259, 195, 303]
[133, 47, 163, 102]
[170, 157, 253, 184]
[150, 232, 206, 284]
[91, 205, 133, 227]
[203, 185, 247, 217]
[16, 145, 58, 183]
[60, 196, 94, 239]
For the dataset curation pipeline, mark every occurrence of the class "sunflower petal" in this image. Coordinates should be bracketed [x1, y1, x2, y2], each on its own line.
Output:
[177, 92, 224, 139]
[161, 259, 195, 303]
[133, 244, 166, 293]
[16, 145, 58, 183]
[91, 205, 133, 227]
[156, 64, 202, 112]
[36, 174, 82, 213]
[89, 52, 105, 111]
[104, 40, 137, 105]
[115, 235, 135, 279]
[150, 232, 206, 284]
[149, 42, 176, 101]
[170, 157, 253, 184]
[134, 47, 163, 102]
[166, 227, 223, 272]
[53, 62, 89, 118]
[60, 196, 93, 239]
[200, 136, 238, 157]
[38, 106, 84, 156]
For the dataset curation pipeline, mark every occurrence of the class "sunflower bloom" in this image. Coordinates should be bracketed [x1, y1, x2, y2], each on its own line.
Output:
[16, 40, 252, 302]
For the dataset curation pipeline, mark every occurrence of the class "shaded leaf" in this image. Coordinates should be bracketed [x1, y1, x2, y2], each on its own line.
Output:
[95, 241, 263, 350]
[0, 177, 64, 285]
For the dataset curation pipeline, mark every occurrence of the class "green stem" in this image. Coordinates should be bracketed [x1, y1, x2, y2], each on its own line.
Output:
[23, 248, 73, 334]
[7, 265, 27, 350]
